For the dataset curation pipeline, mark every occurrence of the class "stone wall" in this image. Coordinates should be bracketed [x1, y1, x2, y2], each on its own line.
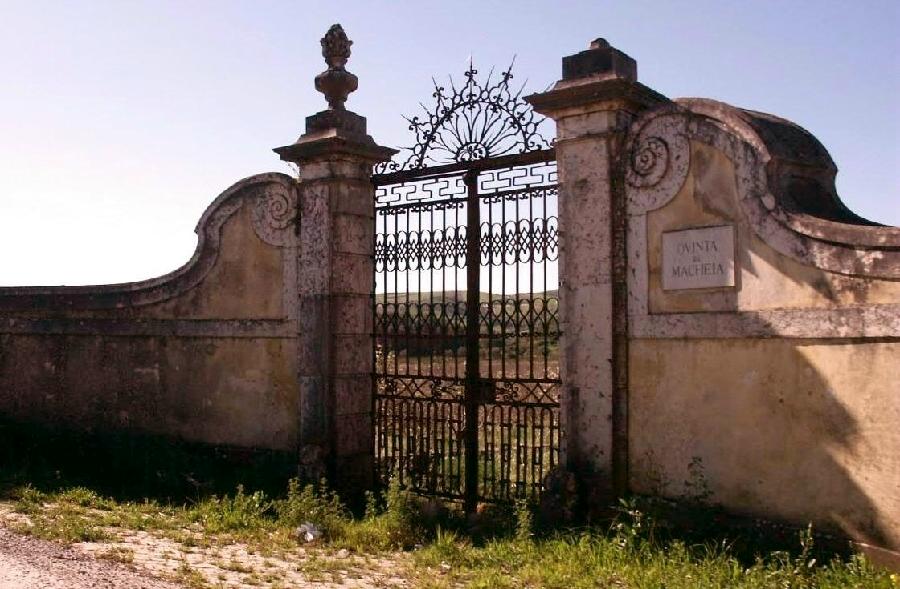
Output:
[623, 99, 900, 551]
[0, 24, 391, 500]
[0, 173, 302, 452]
[530, 38, 898, 562]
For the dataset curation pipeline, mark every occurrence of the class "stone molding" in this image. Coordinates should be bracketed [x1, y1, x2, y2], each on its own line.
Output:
[0, 317, 294, 338]
[275, 134, 396, 164]
[526, 78, 667, 118]
[631, 304, 900, 340]
[0, 172, 298, 311]
[624, 100, 900, 279]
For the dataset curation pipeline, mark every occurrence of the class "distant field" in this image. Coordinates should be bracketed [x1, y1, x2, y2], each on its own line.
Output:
[375, 290, 559, 304]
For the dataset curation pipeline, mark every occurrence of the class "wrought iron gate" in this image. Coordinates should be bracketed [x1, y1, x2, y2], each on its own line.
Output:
[372, 65, 561, 508]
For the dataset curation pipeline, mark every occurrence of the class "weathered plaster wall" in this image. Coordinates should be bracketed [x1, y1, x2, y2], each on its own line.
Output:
[0, 173, 301, 452]
[644, 141, 900, 314]
[0, 335, 297, 450]
[630, 339, 900, 548]
[624, 99, 900, 551]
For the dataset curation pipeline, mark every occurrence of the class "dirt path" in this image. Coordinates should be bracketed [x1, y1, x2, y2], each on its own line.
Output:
[0, 527, 181, 589]
[0, 501, 414, 588]
[0, 515, 412, 588]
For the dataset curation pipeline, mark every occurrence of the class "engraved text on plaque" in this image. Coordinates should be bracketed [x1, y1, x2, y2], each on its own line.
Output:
[662, 225, 735, 290]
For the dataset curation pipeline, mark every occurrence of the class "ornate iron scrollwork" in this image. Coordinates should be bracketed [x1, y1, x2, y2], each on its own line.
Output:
[376, 62, 553, 173]
[373, 63, 560, 506]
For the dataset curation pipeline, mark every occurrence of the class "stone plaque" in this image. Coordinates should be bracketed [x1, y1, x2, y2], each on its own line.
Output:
[662, 225, 735, 290]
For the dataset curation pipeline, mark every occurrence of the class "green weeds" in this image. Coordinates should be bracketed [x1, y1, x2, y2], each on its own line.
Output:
[186, 485, 271, 534]
[10, 485, 110, 543]
[1, 480, 895, 588]
[414, 501, 895, 588]
[273, 478, 347, 539]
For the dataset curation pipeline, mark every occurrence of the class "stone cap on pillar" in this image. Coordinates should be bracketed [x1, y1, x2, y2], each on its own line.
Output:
[526, 37, 668, 117]
[563, 38, 637, 82]
[274, 24, 396, 165]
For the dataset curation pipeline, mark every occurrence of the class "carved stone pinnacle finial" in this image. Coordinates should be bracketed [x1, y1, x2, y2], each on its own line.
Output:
[321, 24, 352, 68]
[315, 24, 358, 110]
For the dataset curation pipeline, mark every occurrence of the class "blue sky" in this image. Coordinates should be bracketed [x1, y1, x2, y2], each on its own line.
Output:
[0, 0, 897, 285]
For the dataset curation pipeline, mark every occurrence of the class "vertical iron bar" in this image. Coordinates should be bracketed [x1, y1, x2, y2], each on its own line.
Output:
[464, 168, 480, 513]
[373, 150, 559, 505]
[372, 205, 379, 488]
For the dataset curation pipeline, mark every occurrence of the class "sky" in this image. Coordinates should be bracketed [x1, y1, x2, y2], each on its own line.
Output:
[0, 0, 897, 286]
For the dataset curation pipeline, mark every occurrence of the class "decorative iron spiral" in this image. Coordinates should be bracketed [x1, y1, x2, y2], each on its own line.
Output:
[374, 62, 554, 173]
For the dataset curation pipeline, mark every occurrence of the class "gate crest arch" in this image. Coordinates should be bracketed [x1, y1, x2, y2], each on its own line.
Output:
[375, 63, 553, 173]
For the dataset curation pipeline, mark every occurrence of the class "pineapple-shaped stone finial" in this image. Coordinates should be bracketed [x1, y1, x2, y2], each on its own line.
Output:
[315, 24, 358, 110]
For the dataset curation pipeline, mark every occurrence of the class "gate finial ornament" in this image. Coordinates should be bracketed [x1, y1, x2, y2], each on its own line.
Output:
[275, 22, 396, 164]
[321, 24, 351, 67]
[315, 24, 358, 110]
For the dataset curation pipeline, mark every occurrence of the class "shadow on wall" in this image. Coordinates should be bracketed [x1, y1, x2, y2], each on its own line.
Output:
[631, 328, 895, 550]
[0, 418, 297, 503]
[624, 97, 900, 553]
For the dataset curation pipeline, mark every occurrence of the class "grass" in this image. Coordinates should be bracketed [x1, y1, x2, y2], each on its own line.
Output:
[415, 527, 893, 588]
[2, 478, 896, 588]
[6, 477, 427, 554]
[411, 498, 897, 588]
[0, 423, 895, 587]
[97, 545, 136, 565]
[10, 485, 111, 542]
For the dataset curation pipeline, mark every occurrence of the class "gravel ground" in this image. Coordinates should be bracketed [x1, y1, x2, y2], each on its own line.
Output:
[0, 527, 182, 589]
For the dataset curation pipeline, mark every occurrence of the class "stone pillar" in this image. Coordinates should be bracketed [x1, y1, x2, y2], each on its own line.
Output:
[275, 25, 395, 498]
[527, 39, 667, 499]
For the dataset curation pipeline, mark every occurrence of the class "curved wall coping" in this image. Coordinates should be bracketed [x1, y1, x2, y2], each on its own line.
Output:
[625, 98, 900, 279]
[0, 172, 298, 311]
